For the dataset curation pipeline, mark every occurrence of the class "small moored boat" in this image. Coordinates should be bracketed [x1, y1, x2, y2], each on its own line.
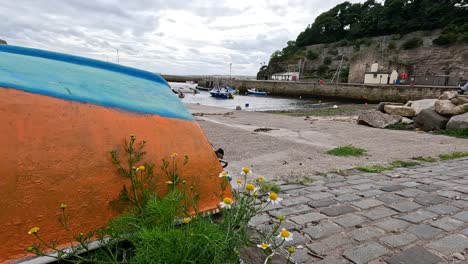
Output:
[209, 85, 235, 99]
[247, 88, 268, 96]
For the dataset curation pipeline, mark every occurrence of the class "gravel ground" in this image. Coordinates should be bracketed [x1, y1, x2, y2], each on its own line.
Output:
[186, 103, 468, 182]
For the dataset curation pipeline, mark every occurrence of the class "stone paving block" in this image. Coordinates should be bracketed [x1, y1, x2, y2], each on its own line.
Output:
[308, 199, 337, 208]
[269, 204, 313, 218]
[400, 210, 438, 223]
[463, 228, 468, 236]
[326, 182, 348, 188]
[379, 233, 418, 248]
[335, 193, 361, 202]
[381, 185, 406, 192]
[374, 180, 397, 186]
[358, 189, 384, 198]
[333, 214, 367, 228]
[407, 224, 443, 239]
[413, 194, 448, 206]
[351, 199, 384, 209]
[360, 207, 398, 220]
[437, 190, 464, 199]
[308, 192, 335, 200]
[284, 188, 311, 197]
[330, 187, 356, 195]
[347, 226, 385, 242]
[454, 186, 468, 194]
[374, 218, 411, 232]
[426, 204, 459, 215]
[426, 234, 468, 255]
[454, 211, 468, 221]
[351, 183, 376, 191]
[249, 214, 271, 226]
[304, 185, 328, 192]
[259, 220, 299, 233]
[342, 242, 390, 264]
[280, 184, 307, 191]
[394, 188, 427, 198]
[387, 201, 422, 212]
[430, 217, 465, 231]
[289, 248, 311, 264]
[347, 178, 372, 185]
[281, 231, 309, 247]
[416, 184, 441, 192]
[306, 233, 353, 255]
[320, 205, 357, 217]
[450, 200, 468, 208]
[386, 245, 442, 264]
[315, 256, 347, 264]
[281, 196, 312, 207]
[376, 193, 405, 204]
[290, 212, 327, 225]
[303, 221, 342, 240]
[400, 181, 421, 187]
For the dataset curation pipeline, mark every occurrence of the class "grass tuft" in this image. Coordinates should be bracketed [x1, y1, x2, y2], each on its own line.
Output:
[390, 160, 420, 167]
[385, 123, 412, 130]
[356, 165, 389, 173]
[259, 180, 281, 193]
[436, 128, 468, 139]
[326, 145, 367, 157]
[412, 156, 438, 163]
[439, 152, 468, 160]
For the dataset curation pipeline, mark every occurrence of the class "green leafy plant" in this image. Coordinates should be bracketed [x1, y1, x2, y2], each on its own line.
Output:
[326, 145, 367, 157]
[439, 152, 468, 160]
[390, 160, 420, 168]
[436, 128, 468, 139]
[306, 50, 319, 60]
[401, 37, 423, 50]
[356, 165, 389, 173]
[412, 156, 438, 163]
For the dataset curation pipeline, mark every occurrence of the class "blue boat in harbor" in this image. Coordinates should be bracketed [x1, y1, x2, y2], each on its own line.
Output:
[247, 88, 269, 96]
[209, 85, 235, 99]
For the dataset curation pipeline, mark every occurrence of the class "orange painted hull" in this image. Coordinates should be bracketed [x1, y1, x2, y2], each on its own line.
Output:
[0, 88, 231, 263]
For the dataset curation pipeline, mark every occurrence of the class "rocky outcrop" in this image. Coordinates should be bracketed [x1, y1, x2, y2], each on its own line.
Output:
[439, 91, 458, 100]
[451, 96, 468, 106]
[383, 105, 416, 117]
[435, 100, 468, 116]
[0, 39, 6, 45]
[406, 99, 436, 115]
[414, 109, 449, 131]
[447, 112, 468, 130]
[378, 102, 403, 112]
[357, 110, 402, 128]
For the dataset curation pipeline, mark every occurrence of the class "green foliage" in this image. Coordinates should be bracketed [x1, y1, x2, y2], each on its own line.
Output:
[306, 50, 319, 60]
[436, 128, 468, 138]
[401, 37, 423, 50]
[385, 123, 412, 130]
[388, 41, 397, 50]
[391, 34, 402, 40]
[433, 33, 459, 46]
[259, 181, 281, 193]
[317, 65, 329, 76]
[390, 160, 420, 168]
[412, 156, 438, 163]
[323, 56, 332, 65]
[326, 145, 367, 156]
[328, 48, 339, 55]
[356, 165, 388, 173]
[439, 151, 468, 160]
[464, 32, 468, 43]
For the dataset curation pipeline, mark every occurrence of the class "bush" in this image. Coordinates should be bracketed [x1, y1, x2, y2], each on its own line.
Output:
[328, 48, 338, 55]
[326, 145, 367, 156]
[388, 41, 397, 50]
[433, 33, 459, 46]
[323, 56, 332, 65]
[401, 37, 423, 50]
[335, 39, 350, 47]
[463, 32, 468, 43]
[317, 65, 329, 75]
[391, 34, 402, 40]
[306, 50, 319, 60]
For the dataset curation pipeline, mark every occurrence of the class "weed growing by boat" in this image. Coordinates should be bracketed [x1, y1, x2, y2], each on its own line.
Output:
[326, 145, 367, 157]
[27, 136, 295, 264]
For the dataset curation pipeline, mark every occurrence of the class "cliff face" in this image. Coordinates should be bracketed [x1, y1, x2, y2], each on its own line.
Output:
[274, 31, 467, 85]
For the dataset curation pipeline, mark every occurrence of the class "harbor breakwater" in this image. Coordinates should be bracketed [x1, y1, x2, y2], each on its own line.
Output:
[162, 75, 457, 103]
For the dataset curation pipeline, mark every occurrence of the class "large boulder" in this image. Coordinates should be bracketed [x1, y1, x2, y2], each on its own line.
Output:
[406, 99, 436, 115]
[357, 110, 402, 128]
[414, 109, 449, 131]
[377, 102, 403, 112]
[0, 39, 6, 45]
[439, 91, 458, 100]
[383, 105, 416, 117]
[447, 112, 468, 130]
[435, 100, 468, 116]
[451, 95, 468, 106]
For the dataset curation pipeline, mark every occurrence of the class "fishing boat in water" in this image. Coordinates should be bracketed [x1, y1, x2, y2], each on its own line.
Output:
[209, 85, 235, 99]
[247, 88, 268, 96]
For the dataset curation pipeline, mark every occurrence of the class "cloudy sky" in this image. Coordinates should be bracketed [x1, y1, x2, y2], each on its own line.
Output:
[0, 0, 364, 76]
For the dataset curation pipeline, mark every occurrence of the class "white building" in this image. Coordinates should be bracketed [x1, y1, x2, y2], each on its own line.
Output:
[271, 72, 300, 81]
[363, 63, 399, 85]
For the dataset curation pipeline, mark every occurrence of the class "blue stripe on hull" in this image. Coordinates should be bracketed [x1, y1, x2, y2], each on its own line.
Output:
[0, 45, 194, 121]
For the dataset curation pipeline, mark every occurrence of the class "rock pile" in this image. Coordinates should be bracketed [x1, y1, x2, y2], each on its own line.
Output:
[358, 91, 468, 131]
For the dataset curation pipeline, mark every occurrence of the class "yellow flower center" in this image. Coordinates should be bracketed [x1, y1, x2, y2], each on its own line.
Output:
[138, 165, 145, 171]
[269, 192, 278, 201]
[28, 227, 40, 234]
[171, 153, 178, 157]
[223, 197, 232, 205]
[60, 203, 67, 209]
[246, 183, 255, 191]
[165, 181, 173, 184]
[183, 217, 191, 224]
[256, 176, 265, 181]
[261, 243, 269, 249]
[281, 229, 290, 238]
[253, 192, 259, 197]
[236, 179, 242, 184]
[242, 167, 250, 173]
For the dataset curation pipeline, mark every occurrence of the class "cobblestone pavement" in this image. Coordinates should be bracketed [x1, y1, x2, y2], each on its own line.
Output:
[250, 157, 468, 264]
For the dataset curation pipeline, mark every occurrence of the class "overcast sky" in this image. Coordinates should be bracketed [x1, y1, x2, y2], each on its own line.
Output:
[0, 0, 364, 76]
